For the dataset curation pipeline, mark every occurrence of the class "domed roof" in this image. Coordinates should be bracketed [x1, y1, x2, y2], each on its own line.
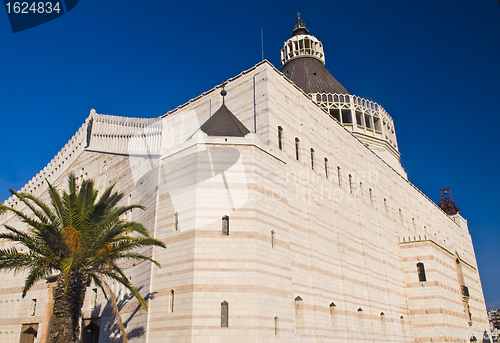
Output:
[281, 15, 349, 94]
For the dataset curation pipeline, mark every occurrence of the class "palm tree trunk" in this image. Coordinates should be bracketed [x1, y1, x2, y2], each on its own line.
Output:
[49, 272, 87, 343]
[102, 281, 128, 343]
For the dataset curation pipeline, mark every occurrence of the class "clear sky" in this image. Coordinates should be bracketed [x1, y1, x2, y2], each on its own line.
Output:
[1, 1, 499, 309]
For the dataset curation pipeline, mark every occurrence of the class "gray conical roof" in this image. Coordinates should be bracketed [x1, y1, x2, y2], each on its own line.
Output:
[282, 57, 350, 94]
[200, 103, 250, 137]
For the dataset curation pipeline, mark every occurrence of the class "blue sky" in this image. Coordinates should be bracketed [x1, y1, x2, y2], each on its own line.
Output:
[1, 1, 499, 309]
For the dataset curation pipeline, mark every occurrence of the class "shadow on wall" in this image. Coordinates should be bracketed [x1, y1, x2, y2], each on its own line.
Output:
[85, 287, 158, 342]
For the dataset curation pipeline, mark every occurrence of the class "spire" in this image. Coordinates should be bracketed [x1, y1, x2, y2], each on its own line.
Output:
[292, 12, 309, 36]
[281, 15, 350, 94]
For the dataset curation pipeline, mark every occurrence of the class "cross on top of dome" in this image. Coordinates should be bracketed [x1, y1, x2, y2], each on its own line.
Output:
[293, 12, 309, 36]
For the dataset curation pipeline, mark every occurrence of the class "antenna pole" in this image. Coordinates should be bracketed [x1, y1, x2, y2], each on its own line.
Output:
[261, 28, 264, 60]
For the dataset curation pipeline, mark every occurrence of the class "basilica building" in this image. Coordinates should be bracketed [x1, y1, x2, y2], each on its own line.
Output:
[0, 16, 490, 343]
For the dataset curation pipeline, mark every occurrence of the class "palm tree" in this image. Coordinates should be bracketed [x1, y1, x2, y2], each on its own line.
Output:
[0, 174, 166, 343]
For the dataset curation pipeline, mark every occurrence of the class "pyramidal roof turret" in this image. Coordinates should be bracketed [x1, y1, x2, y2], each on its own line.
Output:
[200, 88, 250, 137]
[281, 15, 350, 94]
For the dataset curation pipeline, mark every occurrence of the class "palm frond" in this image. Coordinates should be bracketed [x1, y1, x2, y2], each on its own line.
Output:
[8, 190, 51, 225]
[0, 172, 165, 319]
[0, 247, 34, 272]
[21, 257, 53, 297]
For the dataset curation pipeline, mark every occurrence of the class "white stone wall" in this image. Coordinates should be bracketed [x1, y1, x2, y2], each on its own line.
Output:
[0, 61, 490, 343]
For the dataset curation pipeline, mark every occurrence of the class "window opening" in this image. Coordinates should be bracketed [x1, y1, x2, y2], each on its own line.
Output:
[417, 262, 427, 282]
[221, 301, 228, 327]
[169, 289, 174, 313]
[310, 148, 314, 170]
[222, 216, 229, 236]
[30, 299, 36, 316]
[295, 138, 300, 161]
[174, 212, 179, 231]
[278, 127, 283, 150]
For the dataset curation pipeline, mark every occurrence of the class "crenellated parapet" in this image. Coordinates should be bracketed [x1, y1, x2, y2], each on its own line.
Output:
[1, 109, 163, 210]
[399, 234, 476, 269]
[87, 110, 162, 155]
[311, 92, 399, 152]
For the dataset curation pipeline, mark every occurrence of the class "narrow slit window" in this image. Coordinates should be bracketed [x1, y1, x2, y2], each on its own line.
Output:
[294, 296, 303, 328]
[222, 216, 229, 236]
[295, 138, 300, 161]
[399, 209, 403, 225]
[337, 167, 341, 186]
[127, 194, 132, 221]
[174, 212, 179, 231]
[349, 174, 353, 193]
[330, 302, 336, 328]
[324, 158, 329, 179]
[369, 188, 373, 206]
[384, 198, 388, 215]
[278, 126, 283, 150]
[359, 181, 363, 196]
[169, 289, 174, 313]
[381, 312, 387, 331]
[310, 148, 314, 170]
[91, 288, 97, 309]
[30, 299, 36, 316]
[274, 316, 279, 336]
[357, 307, 364, 328]
[221, 301, 228, 327]
[417, 262, 427, 282]
[271, 230, 275, 249]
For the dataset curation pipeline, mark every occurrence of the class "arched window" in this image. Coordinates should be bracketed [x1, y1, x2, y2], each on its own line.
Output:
[337, 167, 341, 186]
[278, 126, 283, 150]
[417, 262, 427, 282]
[221, 301, 228, 327]
[324, 158, 329, 179]
[357, 308, 364, 328]
[169, 289, 174, 313]
[271, 230, 275, 249]
[310, 148, 315, 170]
[380, 312, 387, 331]
[127, 194, 132, 221]
[295, 138, 300, 161]
[349, 174, 353, 193]
[329, 302, 336, 328]
[174, 212, 179, 231]
[222, 216, 229, 236]
[274, 316, 279, 336]
[294, 296, 303, 328]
